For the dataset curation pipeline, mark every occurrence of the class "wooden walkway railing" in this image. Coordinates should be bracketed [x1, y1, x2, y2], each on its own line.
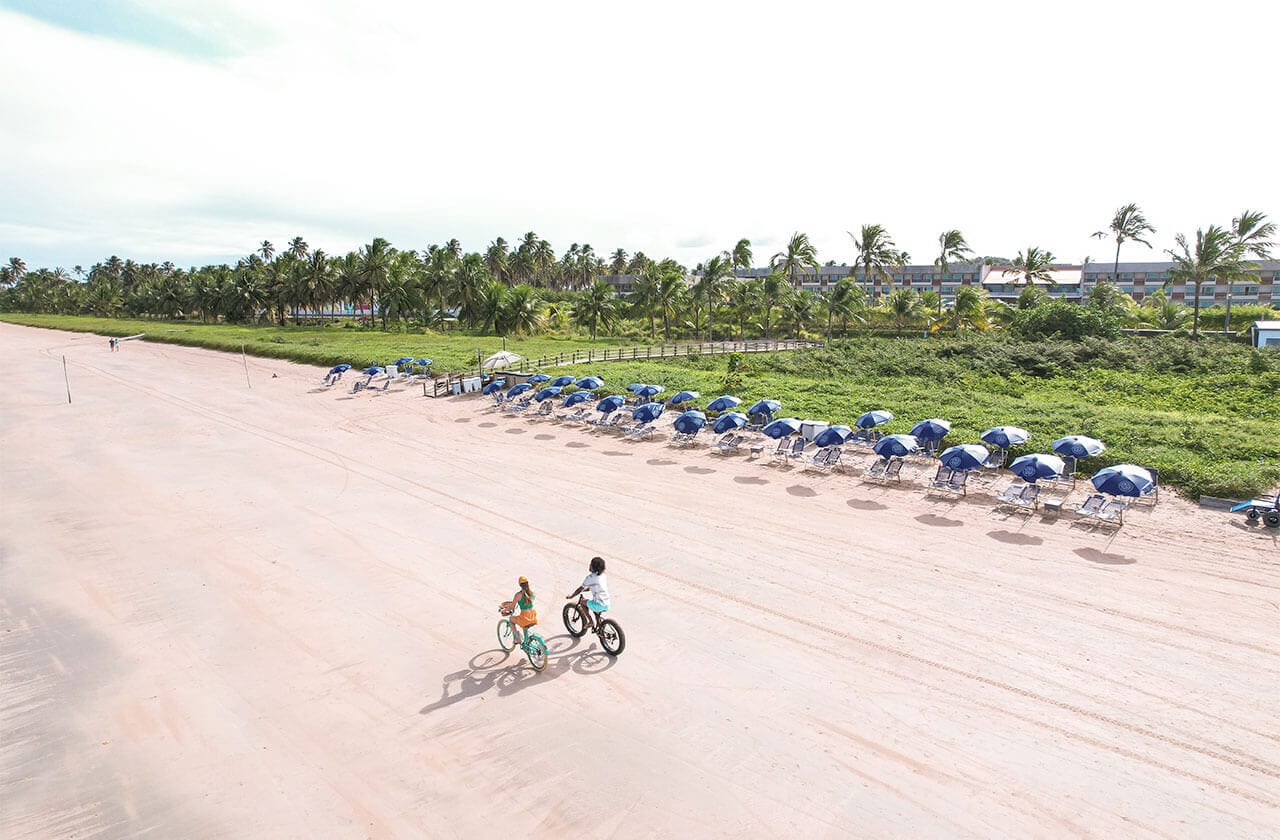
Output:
[426, 339, 823, 397]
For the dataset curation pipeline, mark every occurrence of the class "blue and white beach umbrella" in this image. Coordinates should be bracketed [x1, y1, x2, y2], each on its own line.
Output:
[637, 384, 665, 400]
[910, 418, 951, 441]
[855, 410, 894, 429]
[673, 410, 707, 434]
[1091, 464, 1154, 497]
[747, 399, 782, 419]
[1052, 435, 1106, 459]
[507, 382, 533, 398]
[938, 443, 991, 472]
[415, 358, 433, 367]
[706, 395, 742, 412]
[632, 402, 666, 424]
[562, 390, 594, 407]
[361, 365, 384, 376]
[393, 357, 414, 366]
[669, 390, 701, 405]
[626, 383, 647, 393]
[550, 375, 576, 388]
[712, 412, 749, 434]
[328, 364, 351, 375]
[575, 376, 604, 390]
[761, 417, 803, 439]
[873, 434, 920, 458]
[1007, 453, 1066, 483]
[528, 373, 551, 384]
[595, 395, 626, 414]
[534, 386, 563, 402]
[482, 381, 506, 395]
[981, 426, 1031, 449]
[814, 425, 854, 448]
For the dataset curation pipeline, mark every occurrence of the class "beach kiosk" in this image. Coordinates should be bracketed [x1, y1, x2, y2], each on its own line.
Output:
[1250, 320, 1280, 348]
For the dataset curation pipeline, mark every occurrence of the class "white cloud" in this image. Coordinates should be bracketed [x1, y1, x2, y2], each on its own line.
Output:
[2, 0, 1278, 270]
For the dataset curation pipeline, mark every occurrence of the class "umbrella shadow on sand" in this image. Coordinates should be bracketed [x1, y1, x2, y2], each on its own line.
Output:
[420, 634, 617, 714]
[1074, 547, 1136, 565]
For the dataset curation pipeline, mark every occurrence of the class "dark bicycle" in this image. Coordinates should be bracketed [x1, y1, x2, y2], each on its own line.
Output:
[562, 595, 625, 656]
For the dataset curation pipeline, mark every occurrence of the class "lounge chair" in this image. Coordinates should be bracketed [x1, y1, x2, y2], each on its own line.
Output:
[1135, 468, 1160, 506]
[865, 456, 904, 483]
[995, 482, 1040, 512]
[1075, 493, 1106, 520]
[919, 439, 940, 458]
[769, 438, 790, 460]
[1097, 499, 1127, 526]
[947, 469, 970, 495]
[624, 421, 656, 439]
[927, 465, 955, 491]
[803, 446, 831, 471]
[534, 401, 554, 416]
[505, 395, 535, 413]
[670, 428, 703, 446]
[489, 393, 507, 409]
[713, 432, 743, 451]
[983, 449, 1008, 471]
[558, 407, 590, 424]
[785, 437, 807, 462]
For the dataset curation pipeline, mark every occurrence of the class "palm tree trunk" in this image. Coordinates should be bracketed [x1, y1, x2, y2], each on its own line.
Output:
[1191, 280, 1201, 339]
[826, 309, 833, 341]
[1113, 240, 1122, 282]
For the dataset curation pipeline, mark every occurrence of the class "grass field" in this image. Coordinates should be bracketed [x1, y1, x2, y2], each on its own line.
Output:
[0, 314, 622, 371]
[6, 314, 1277, 499]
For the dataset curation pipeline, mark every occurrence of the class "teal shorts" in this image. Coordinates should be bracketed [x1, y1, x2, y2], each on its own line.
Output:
[587, 600, 608, 613]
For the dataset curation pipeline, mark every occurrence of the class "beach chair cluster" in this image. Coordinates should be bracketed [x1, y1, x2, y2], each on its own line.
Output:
[926, 465, 969, 496]
[994, 482, 1041, 512]
[803, 446, 843, 472]
[864, 456, 905, 483]
[770, 437, 806, 463]
[1074, 493, 1127, 526]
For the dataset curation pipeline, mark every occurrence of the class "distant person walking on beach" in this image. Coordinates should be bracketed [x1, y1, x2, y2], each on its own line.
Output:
[108, 338, 116, 352]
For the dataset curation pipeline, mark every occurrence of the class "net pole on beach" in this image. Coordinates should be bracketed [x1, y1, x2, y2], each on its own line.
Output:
[63, 355, 71, 404]
[242, 344, 251, 389]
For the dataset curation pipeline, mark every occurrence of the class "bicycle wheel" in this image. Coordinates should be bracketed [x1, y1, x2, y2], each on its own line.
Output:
[563, 603, 588, 637]
[1265, 510, 1280, 529]
[597, 619, 625, 656]
[497, 618, 514, 651]
[525, 634, 548, 671]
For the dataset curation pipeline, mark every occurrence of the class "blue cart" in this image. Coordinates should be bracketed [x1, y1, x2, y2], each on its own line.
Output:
[1232, 492, 1280, 528]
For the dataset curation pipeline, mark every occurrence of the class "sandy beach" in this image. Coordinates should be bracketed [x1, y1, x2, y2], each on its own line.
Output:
[1, 322, 1277, 839]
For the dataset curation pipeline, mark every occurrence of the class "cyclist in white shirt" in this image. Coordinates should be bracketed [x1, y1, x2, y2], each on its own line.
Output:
[566, 556, 610, 632]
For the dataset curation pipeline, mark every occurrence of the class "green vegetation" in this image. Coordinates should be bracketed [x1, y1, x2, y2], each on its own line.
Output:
[562, 337, 1280, 501]
[0, 313, 619, 371]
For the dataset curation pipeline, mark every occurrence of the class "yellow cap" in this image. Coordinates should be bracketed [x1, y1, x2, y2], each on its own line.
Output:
[518, 576, 528, 584]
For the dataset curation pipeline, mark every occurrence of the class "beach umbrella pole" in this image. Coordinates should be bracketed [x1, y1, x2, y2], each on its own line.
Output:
[63, 355, 71, 404]
[242, 344, 251, 389]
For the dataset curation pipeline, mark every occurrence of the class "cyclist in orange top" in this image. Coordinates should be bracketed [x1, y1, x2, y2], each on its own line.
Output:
[500, 576, 538, 647]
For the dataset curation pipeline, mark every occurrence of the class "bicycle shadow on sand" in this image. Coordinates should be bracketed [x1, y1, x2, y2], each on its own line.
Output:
[419, 633, 617, 714]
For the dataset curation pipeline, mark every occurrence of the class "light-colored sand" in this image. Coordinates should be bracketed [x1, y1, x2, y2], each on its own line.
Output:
[1, 322, 1277, 839]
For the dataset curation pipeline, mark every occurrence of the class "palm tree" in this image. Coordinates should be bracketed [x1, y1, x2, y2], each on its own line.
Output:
[1091, 203, 1156, 282]
[477, 280, 509, 333]
[1005, 246, 1057, 288]
[934, 229, 973, 314]
[727, 278, 762, 339]
[785, 290, 816, 337]
[729, 238, 752, 274]
[577, 244, 597, 290]
[357, 237, 395, 327]
[259, 240, 275, 263]
[884, 288, 925, 336]
[609, 248, 628, 275]
[299, 250, 335, 316]
[1231, 209, 1275, 259]
[654, 267, 686, 340]
[1165, 226, 1250, 338]
[629, 269, 660, 338]
[7, 257, 27, 280]
[502, 285, 543, 336]
[760, 272, 790, 339]
[573, 280, 619, 339]
[696, 254, 734, 341]
[452, 253, 491, 327]
[484, 237, 511, 285]
[770, 232, 819, 290]
[1136, 292, 1191, 331]
[850, 224, 905, 298]
[288, 237, 308, 259]
[626, 251, 653, 274]
[932, 286, 990, 333]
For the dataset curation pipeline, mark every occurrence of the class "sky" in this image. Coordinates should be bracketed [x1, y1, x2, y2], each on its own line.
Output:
[2, 0, 1278, 272]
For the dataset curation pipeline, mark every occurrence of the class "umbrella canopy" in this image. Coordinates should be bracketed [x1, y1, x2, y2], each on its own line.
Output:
[706, 395, 742, 412]
[938, 443, 991, 472]
[712, 412, 749, 434]
[415, 358, 433, 366]
[361, 365, 384, 376]
[528, 373, 551, 383]
[673, 410, 707, 434]
[534, 386, 563, 402]
[874, 434, 920, 458]
[595, 395, 626, 414]
[575, 376, 604, 390]
[626, 383, 647, 393]
[1053, 435, 1106, 458]
[669, 390, 701, 404]
[761, 417, 803, 439]
[1091, 464, 1154, 497]
[562, 390, 594, 407]
[1007, 453, 1066, 483]
[393, 356, 414, 366]
[637, 384, 665, 400]
[814, 425, 854, 448]
[855, 410, 894, 429]
[550, 375, 576, 387]
[632, 402, 666, 424]
[507, 383, 533, 397]
[748, 399, 782, 418]
[981, 426, 1031, 449]
[328, 364, 351, 375]
[910, 418, 952, 441]
[482, 381, 506, 396]
[481, 350, 522, 370]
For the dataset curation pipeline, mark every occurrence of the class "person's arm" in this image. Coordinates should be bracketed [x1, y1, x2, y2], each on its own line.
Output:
[566, 585, 585, 599]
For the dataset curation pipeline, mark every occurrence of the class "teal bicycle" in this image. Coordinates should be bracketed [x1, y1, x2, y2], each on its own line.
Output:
[497, 607, 549, 671]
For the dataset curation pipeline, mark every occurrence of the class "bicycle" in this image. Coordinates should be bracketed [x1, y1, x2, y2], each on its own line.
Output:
[562, 595, 625, 656]
[497, 608, 548, 671]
